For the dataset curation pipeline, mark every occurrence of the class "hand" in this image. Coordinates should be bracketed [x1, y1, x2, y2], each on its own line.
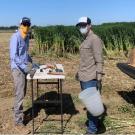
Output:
[32, 63, 40, 69]
[23, 67, 31, 74]
[75, 72, 79, 81]
[96, 80, 102, 93]
[29, 69, 36, 78]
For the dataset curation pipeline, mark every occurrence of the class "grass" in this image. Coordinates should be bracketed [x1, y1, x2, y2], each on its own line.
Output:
[104, 116, 135, 134]
[118, 104, 135, 117]
[72, 94, 81, 104]
[23, 98, 32, 110]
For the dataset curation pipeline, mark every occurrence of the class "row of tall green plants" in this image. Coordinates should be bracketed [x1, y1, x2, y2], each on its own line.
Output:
[94, 22, 135, 56]
[33, 22, 135, 57]
[33, 25, 82, 57]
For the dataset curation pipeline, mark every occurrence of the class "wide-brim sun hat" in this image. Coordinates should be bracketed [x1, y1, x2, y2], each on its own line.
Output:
[76, 16, 91, 27]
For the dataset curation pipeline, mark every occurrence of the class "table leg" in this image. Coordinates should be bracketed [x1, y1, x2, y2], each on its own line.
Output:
[58, 79, 60, 100]
[60, 79, 63, 133]
[37, 79, 39, 98]
[31, 79, 34, 134]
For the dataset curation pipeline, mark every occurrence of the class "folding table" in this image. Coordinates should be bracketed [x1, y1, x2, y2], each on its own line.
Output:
[27, 64, 65, 134]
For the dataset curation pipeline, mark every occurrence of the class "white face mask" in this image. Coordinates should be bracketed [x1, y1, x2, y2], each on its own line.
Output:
[79, 26, 88, 34]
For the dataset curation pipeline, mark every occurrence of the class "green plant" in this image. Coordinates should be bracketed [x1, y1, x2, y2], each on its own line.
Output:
[33, 22, 135, 57]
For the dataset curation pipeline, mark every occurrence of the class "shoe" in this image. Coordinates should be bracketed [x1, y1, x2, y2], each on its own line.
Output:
[23, 115, 32, 125]
[97, 121, 106, 134]
[15, 123, 31, 134]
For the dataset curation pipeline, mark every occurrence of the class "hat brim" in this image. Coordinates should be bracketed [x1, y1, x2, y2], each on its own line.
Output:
[76, 22, 88, 27]
[20, 20, 31, 26]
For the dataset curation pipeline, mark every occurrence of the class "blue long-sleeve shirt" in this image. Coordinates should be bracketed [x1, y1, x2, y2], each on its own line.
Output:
[9, 30, 32, 73]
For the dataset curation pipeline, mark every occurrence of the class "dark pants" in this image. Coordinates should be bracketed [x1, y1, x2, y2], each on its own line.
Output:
[80, 80, 99, 134]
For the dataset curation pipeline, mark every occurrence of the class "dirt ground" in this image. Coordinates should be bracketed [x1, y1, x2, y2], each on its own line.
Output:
[1, 32, 135, 134]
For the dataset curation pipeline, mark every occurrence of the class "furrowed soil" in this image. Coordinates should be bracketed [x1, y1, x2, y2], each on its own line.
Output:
[0, 32, 135, 134]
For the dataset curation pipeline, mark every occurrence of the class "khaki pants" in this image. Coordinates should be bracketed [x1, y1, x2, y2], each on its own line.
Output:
[12, 69, 26, 124]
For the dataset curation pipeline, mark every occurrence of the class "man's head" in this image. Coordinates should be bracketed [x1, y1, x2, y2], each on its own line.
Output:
[76, 17, 91, 35]
[19, 17, 31, 34]
[20, 17, 31, 26]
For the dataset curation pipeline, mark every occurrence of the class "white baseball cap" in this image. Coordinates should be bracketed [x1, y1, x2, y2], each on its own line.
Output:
[76, 16, 91, 27]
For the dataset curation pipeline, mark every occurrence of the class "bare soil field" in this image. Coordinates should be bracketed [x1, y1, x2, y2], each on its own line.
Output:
[0, 32, 135, 134]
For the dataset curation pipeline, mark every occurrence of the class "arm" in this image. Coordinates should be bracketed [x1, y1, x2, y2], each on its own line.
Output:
[27, 38, 32, 63]
[92, 37, 104, 80]
[10, 35, 26, 71]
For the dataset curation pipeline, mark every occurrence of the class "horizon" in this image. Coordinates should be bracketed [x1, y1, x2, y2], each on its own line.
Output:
[0, 20, 135, 27]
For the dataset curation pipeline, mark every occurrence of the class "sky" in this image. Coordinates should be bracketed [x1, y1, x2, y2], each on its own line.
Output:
[0, 0, 135, 26]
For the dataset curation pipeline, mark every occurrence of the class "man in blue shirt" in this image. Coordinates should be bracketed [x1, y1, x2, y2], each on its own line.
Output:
[9, 17, 32, 130]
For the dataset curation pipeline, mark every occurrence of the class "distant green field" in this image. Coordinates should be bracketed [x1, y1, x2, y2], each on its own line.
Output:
[33, 22, 135, 57]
